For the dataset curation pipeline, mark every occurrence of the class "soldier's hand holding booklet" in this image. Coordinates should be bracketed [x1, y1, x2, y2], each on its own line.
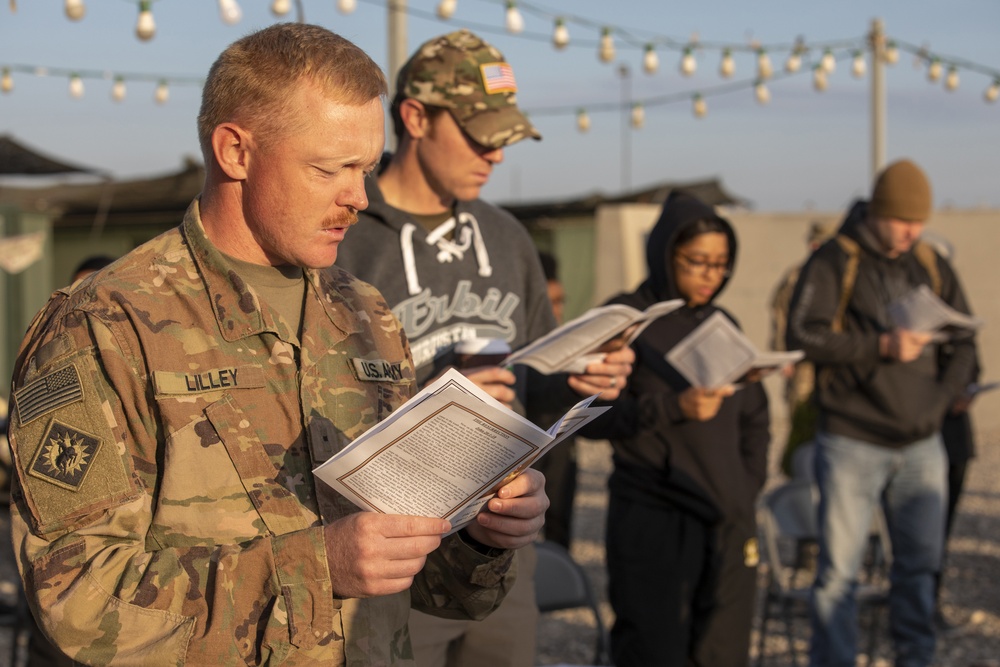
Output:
[888, 284, 982, 340]
[666, 311, 804, 389]
[312, 368, 609, 534]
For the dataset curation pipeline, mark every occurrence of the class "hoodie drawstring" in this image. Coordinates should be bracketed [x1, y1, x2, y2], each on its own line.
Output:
[399, 213, 492, 296]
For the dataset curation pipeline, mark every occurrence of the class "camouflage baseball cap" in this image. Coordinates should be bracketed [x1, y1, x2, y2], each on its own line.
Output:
[396, 29, 541, 149]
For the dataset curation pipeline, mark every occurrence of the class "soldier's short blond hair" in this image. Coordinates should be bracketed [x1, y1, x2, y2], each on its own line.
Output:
[198, 23, 387, 156]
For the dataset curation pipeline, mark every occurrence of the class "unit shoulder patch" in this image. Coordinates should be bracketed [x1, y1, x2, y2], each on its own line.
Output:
[28, 420, 103, 492]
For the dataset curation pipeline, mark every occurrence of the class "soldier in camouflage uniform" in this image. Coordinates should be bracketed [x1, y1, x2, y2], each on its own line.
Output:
[6, 24, 549, 666]
[337, 29, 634, 667]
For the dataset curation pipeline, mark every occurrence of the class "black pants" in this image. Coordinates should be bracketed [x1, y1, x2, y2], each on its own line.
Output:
[605, 493, 758, 667]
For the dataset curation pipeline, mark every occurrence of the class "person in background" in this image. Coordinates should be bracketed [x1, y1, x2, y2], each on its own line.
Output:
[6, 23, 548, 665]
[533, 250, 577, 549]
[582, 192, 770, 667]
[335, 29, 633, 667]
[70, 254, 116, 284]
[768, 220, 837, 479]
[787, 159, 976, 667]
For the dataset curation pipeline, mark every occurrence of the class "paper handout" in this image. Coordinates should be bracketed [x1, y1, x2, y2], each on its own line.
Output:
[505, 299, 684, 375]
[313, 368, 609, 534]
[888, 284, 982, 337]
[666, 311, 804, 389]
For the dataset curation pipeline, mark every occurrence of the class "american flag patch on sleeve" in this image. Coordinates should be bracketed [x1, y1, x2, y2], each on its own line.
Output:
[480, 63, 518, 94]
[14, 365, 84, 425]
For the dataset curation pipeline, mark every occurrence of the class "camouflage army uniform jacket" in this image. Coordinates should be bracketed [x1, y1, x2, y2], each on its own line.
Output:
[7, 201, 514, 666]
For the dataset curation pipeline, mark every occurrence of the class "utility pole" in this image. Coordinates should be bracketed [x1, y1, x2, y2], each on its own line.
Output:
[618, 64, 631, 193]
[869, 18, 887, 181]
[387, 0, 408, 151]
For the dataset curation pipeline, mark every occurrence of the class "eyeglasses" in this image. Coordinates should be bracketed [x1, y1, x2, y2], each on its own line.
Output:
[676, 253, 731, 277]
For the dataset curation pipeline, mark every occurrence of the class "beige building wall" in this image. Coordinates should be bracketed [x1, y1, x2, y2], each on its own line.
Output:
[593, 204, 1000, 435]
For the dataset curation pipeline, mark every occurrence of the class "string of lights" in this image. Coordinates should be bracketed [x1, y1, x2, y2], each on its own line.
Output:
[2, 0, 998, 114]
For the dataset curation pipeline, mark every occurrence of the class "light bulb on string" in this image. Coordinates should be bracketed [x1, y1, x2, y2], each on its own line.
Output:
[756, 48, 772, 80]
[678, 47, 695, 77]
[598, 27, 615, 63]
[337, 0, 357, 14]
[692, 93, 707, 118]
[111, 76, 126, 101]
[630, 102, 644, 130]
[153, 79, 169, 104]
[985, 79, 1000, 103]
[719, 48, 735, 78]
[271, 0, 290, 16]
[821, 48, 836, 74]
[1, 67, 12, 93]
[754, 80, 770, 105]
[136, 1, 156, 41]
[552, 18, 569, 50]
[218, 0, 241, 25]
[505, 1, 524, 34]
[785, 50, 802, 73]
[813, 64, 828, 91]
[576, 108, 590, 133]
[642, 44, 659, 74]
[851, 50, 866, 78]
[884, 40, 899, 65]
[944, 66, 959, 91]
[64, 0, 85, 20]
[927, 58, 943, 82]
[436, 0, 456, 20]
[69, 73, 84, 99]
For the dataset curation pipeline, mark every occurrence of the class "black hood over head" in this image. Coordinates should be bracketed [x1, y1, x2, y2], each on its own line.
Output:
[644, 191, 738, 303]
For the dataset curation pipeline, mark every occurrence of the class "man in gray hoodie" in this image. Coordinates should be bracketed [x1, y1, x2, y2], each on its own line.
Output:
[337, 29, 634, 667]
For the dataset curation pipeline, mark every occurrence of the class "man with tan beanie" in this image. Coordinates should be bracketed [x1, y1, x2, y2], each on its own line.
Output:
[787, 159, 977, 667]
[336, 29, 634, 667]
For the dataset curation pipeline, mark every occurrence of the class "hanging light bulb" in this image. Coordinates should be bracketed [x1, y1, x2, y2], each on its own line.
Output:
[756, 48, 772, 80]
[337, 0, 357, 14]
[1, 67, 12, 93]
[436, 0, 456, 20]
[944, 66, 959, 91]
[218, 0, 241, 25]
[784, 50, 802, 73]
[692, 93, 707, 119]
[630, 102, 644, 130]
[69, 73, 84, 99]
[851, 50, 866, 78]
[598, 27, 615, 63]
[271, 0, 290, 16]
[719, 48, 735, 78]
[576, 108, 590, 133]
[884, 40, 899, 65]
[643, 44, 659, 74]
[64, 0, 85, 20]
[927, 57, 943, 82]
[678, 47, 695, 77]
[504, 1, 524, 34]
[154, 79, 169, 104]
[813, 64, 828, 92]
[821, 48, 836, 74]
[552, 18, 569, 50]
[754, 80, 770, 105]
[136, 1, 156, 41]
[111, 75, 126, 101]
[984, 79, 1000, 103]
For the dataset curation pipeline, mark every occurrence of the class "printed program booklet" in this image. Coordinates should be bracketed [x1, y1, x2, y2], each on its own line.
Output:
[666, 311, 804, 389]
[888, 284, 983, 339]
[505, 299, 684, 374]
[313, 368, 610, 534]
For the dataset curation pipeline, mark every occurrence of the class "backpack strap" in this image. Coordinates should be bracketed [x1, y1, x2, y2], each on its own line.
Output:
[832, 235, 860, 334]
[912, 240, 942, 296]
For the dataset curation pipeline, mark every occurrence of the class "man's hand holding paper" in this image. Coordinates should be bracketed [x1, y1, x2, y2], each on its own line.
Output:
[464, 468, 549, 550]
[567, 345, 636, 400]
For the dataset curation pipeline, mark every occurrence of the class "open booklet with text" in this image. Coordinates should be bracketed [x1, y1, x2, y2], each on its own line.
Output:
[666, 311, 804, 389]
[313, 368, 609, 534]
[888, 284, 983, 340]
[505, 299, 684, 374]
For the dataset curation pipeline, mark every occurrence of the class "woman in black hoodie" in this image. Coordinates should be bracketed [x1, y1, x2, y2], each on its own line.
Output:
[586, 193, 770, 667]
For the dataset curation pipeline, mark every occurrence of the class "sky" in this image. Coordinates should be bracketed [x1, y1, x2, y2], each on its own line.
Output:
[1, 0, 999, 212]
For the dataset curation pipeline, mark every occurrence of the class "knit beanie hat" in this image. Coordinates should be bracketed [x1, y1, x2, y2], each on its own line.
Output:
[869, 159, 932, 222]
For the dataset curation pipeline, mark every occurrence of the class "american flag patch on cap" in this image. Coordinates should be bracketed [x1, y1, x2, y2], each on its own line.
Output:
[15, 365, 84, 425]
[480, 63, 517, 94]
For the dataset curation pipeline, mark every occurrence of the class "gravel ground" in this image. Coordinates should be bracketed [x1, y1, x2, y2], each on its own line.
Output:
[535, 432, 1000, 667]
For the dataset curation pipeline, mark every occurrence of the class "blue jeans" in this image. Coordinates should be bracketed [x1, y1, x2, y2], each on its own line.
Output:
[809, 431, 946, 667]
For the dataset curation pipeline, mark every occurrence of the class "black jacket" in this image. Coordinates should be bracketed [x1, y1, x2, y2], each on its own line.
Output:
[786, 200, 976, 446]
[583, 193, 770, 526]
